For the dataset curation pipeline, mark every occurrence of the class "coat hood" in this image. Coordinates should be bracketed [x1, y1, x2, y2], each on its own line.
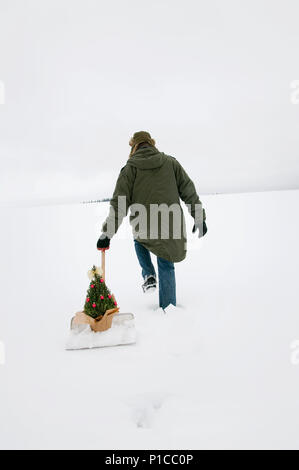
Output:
[127, 147, 165, 170]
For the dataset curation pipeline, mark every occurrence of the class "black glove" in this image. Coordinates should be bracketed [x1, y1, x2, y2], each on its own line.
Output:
[97, 234, 110, 250]
[192, 221, 207, 238]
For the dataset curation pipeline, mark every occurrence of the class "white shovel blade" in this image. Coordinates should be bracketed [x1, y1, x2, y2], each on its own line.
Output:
[66, 313, 136, 350]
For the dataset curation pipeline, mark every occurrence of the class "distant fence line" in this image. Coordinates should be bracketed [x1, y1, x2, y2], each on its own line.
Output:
[82, 198, 111, 204]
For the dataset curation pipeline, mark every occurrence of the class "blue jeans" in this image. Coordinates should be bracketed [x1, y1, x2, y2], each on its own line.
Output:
[134, 239, 176, 310]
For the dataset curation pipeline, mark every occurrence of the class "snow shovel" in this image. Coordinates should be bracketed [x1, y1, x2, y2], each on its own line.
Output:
[66, 249, 136, 350]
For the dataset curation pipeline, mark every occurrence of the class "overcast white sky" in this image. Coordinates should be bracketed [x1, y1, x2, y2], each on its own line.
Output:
[0, 0, 299, 204]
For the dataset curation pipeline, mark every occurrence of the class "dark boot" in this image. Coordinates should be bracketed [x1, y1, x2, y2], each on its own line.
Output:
[142, 275, 157, 293]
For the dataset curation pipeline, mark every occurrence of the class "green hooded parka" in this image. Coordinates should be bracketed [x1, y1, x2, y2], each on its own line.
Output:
[102, 146, 205, 263]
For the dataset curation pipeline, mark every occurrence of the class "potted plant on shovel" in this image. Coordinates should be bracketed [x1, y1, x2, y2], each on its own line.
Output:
[72, 265, 119, 332]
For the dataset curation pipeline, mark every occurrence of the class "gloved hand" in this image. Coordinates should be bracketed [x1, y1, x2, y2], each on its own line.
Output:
[192, 220, 208, 238]
[97, 234, 110, 250]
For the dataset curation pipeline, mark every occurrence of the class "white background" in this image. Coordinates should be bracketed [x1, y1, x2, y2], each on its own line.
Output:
[1, 0, 299, 204]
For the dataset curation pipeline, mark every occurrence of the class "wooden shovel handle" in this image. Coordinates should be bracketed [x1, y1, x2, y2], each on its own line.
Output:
[101, 249, 106, 282]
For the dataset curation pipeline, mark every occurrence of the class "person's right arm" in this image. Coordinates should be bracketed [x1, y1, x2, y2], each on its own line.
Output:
[101, 164, 136, 238]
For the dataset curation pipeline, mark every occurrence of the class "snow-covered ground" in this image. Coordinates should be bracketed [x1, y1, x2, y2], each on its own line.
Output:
[0, 190, 299, 450]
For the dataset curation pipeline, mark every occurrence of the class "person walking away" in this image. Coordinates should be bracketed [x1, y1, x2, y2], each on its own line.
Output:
[97, 131, 207, 311]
